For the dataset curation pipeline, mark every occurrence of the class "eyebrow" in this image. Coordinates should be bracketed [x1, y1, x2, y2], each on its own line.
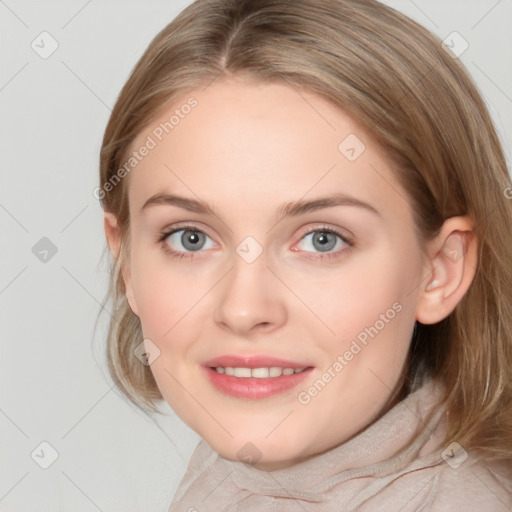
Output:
[140, 192, 380, 218]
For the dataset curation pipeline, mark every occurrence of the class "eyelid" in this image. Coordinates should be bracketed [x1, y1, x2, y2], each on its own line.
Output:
[294, 223, 353, 244]
[159, 222, 217, 242]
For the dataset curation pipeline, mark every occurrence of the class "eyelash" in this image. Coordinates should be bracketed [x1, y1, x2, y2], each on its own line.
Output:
[156, 224, 354, 261]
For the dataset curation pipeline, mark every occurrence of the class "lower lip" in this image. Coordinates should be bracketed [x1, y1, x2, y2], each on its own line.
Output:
[204, 366, 313, 399]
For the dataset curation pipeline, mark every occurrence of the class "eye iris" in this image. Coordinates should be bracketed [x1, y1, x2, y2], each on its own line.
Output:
[313, 231, 337, 252]
[181, 230, 205, 251]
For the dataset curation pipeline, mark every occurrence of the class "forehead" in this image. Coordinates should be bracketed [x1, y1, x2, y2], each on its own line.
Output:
[127, 77, 410, 222]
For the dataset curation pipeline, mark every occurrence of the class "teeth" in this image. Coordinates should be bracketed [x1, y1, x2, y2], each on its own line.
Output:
[234, 367, 252, 378]
[214, 366, 307, 378]
[269, 367, 282, 377]
[252, 367, 269, 378]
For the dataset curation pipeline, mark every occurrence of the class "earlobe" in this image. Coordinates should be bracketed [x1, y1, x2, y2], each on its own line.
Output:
[416, 217, 477, 325]
[103, 212, 139, 317]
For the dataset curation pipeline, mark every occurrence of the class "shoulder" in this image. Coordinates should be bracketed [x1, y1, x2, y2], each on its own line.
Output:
[427, 452, 511, 511]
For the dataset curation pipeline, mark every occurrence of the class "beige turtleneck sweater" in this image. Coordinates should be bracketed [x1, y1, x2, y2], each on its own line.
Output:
[169, 378, 511, 511]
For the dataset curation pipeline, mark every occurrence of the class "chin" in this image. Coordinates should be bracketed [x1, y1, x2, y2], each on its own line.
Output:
[206, 432, 313, 471]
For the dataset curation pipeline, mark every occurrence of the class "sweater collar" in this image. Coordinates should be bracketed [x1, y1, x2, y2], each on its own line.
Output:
[212, 377, 447, 499]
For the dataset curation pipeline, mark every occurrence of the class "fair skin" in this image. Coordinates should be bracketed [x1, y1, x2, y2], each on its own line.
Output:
[104, 76, 477, 470]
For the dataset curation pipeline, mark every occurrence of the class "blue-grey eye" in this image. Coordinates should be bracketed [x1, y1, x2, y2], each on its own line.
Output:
[166, 229, 214, 252]
[298, 231, 345, 253]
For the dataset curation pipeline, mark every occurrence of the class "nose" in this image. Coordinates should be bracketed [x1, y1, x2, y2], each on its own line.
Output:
[213, 253, 287, 337]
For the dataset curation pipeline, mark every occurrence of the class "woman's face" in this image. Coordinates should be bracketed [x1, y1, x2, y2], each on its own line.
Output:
[119, 77, 429, 469]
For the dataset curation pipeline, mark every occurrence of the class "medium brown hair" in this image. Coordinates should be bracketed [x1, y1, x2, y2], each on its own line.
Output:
[98, 0, 512, 459]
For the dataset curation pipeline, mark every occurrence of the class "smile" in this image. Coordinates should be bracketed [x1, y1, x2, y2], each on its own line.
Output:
[213, 366, 307, 378]
[204, 364, 313, 399]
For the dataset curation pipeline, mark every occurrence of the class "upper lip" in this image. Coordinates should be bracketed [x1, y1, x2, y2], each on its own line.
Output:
[204, 354, 312, 369]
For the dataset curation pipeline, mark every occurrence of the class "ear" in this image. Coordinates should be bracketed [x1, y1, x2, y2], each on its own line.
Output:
[415, 216, 478, 325]
[103, 212, 139, 317]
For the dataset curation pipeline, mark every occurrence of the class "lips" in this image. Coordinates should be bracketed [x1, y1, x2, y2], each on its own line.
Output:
[203, 354, 314, 399]
[204, 355, 310, 369]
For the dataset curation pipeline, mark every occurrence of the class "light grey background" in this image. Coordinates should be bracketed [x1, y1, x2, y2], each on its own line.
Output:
[1, 1, 510, 511]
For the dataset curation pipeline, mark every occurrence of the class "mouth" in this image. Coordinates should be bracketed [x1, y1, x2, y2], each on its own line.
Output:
[212, 366, 308, 378]
[203, 355, 314, 399]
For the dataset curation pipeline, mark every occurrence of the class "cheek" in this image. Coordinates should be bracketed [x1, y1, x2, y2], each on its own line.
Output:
[301, 251, 414, 328]
[128, 248, 190, 337]
[295, 245, 420, 373]
[128, 247, 223, 356]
